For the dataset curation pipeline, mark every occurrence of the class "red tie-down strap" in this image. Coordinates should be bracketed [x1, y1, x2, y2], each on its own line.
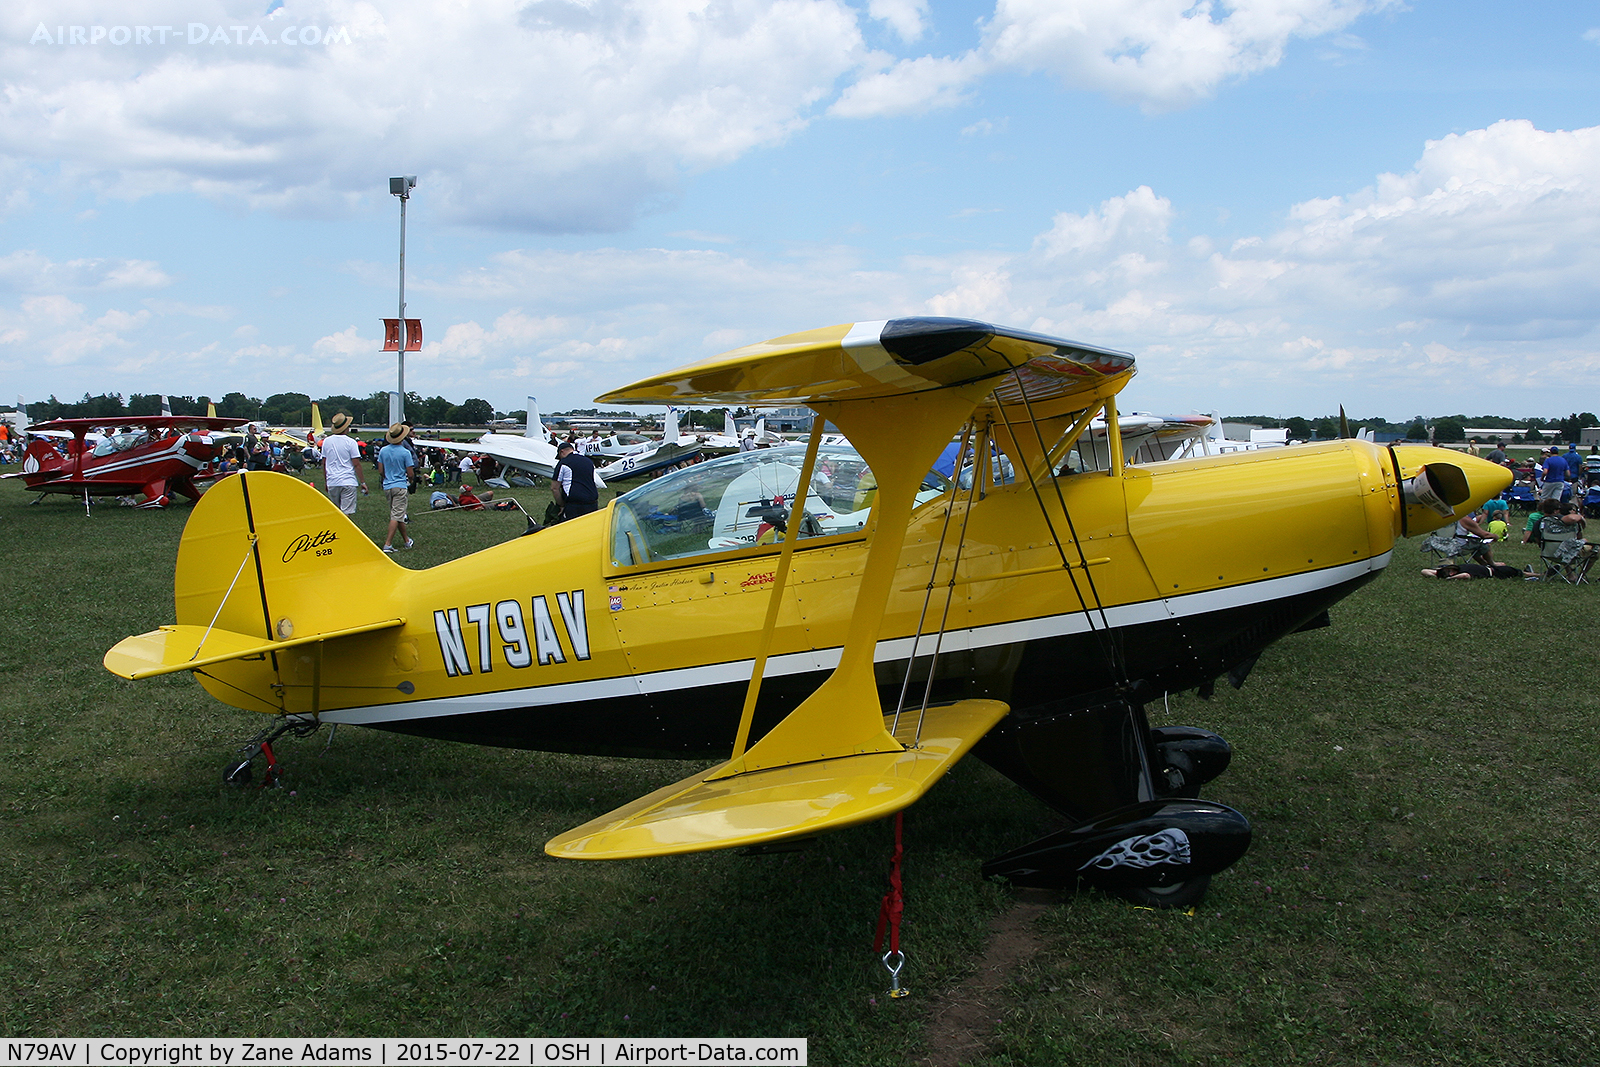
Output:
[874, 812, 909, 997]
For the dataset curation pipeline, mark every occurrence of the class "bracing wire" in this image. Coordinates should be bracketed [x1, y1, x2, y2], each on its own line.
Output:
[910, 425, 987, 746]
[190, 537, 259, 662]
[891, 421, 975, 736]
[994, 372, 1130, 686]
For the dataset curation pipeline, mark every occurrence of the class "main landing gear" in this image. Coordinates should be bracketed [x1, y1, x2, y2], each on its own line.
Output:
[976, 699, 1251, 907]
[223, 716, 321, 787]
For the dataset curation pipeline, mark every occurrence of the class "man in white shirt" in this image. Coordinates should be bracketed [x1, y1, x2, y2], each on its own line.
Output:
[321, 412, 368, 514]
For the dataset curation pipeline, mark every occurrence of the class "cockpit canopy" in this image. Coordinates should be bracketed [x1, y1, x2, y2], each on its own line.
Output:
[609, 443, 950, 569]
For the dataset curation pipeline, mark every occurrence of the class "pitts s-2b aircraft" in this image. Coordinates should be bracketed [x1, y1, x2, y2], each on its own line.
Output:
[7, 415, 252, 511]
[105, 319, 1509, 905]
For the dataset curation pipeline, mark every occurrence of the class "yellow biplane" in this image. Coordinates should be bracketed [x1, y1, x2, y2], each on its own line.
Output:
[105, 318, 1509, 905]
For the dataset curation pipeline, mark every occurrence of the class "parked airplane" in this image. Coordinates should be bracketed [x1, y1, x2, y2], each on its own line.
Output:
[414, 397, 563, 481]
[7, 414, 250, 510]
[104, 317, 1507, 907]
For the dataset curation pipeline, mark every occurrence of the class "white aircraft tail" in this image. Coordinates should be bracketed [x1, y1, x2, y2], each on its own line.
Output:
[16, 395, 27, 432]
[526, 397, 548, 441]
[161, 395, 172, 417]
[724, 411, 737, 439]
[665, 407, 680, 446]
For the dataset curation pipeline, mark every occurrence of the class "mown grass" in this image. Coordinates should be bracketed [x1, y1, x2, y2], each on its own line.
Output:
[0, 472, 1595, 1064]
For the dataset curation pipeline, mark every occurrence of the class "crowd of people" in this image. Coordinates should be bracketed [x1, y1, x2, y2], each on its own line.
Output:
[302, 416, 605, 550]
[1419, 437, 1599, 580]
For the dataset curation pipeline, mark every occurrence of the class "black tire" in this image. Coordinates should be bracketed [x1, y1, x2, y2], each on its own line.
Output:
[223, 760, 253, 786]
[1110, 874, 1211, 909]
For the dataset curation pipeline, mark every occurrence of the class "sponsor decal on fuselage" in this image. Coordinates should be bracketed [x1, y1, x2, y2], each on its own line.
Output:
[433, 590, 589, 677]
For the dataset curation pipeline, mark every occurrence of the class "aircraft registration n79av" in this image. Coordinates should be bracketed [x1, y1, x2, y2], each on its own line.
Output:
[104, 318, 1509, 905]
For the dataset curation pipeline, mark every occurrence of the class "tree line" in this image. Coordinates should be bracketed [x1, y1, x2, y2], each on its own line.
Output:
[13, 391, 498, 427]
[1231, 412, 1600, 443]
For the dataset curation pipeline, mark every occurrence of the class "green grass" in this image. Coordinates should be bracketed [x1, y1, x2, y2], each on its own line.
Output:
[0, 473, 1595, 1064]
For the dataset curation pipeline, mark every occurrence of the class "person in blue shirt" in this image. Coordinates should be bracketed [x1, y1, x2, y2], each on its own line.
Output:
[378, 423, 416, 553]
[1538, 446, 1568, 505]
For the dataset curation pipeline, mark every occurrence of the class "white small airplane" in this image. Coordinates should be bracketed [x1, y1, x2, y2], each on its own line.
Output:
[582, 430, 657, 459]
[414, 398, 602, 489]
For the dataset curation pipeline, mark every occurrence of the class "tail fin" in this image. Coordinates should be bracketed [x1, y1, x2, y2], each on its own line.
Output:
[104, 472, 405, 712]
[310, 402, 324, 440]
[724, 411, 736, 439]
[20, 437, 65, 476]
[526, 396, 547, 441]
[207, 401, 217, 418]
[161, 395, 172, 417]
[665, 406, 680, 446]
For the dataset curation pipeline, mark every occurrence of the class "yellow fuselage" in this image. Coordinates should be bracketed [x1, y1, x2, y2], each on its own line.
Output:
[158, 439, 1500, 762]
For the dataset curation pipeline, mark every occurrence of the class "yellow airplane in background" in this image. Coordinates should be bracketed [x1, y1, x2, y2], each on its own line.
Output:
[105, 318, 1508, 906]
[207, 401, 324, 447]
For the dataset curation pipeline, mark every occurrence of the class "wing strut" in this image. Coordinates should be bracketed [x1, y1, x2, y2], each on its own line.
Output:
[728, 426, 825, 758]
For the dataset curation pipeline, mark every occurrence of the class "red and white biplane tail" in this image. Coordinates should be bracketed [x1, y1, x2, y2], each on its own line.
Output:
[19, 437, 66, 478]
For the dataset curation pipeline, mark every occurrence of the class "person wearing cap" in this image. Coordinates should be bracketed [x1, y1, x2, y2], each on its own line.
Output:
[1538, 445, 1568, 505]
[377, 423, 416, 552]
[321, 412, 368, 514]
[739, 428, 757, 453]
[552, 440, 599, 520]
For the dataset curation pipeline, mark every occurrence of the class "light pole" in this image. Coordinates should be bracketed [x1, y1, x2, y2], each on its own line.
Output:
[389, 175, 417, 423]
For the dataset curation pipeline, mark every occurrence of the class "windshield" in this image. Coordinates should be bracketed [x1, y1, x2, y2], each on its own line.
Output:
[93, 431, 145, 457]
[609, 443, 951, 568]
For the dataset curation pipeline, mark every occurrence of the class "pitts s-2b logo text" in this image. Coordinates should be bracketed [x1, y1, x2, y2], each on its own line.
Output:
[433, 591, 590, 677]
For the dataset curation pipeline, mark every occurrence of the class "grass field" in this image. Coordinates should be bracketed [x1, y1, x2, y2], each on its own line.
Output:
[0, 469, 1595, 1064]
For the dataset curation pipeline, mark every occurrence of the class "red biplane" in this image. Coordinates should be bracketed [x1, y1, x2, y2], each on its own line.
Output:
[4, 415, 250, 511]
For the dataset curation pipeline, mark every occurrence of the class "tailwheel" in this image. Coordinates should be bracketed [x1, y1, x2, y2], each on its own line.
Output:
[223, 717, 320, 789]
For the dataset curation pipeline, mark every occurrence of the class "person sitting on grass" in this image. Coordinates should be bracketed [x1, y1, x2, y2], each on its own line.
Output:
[1452, 510, 1498, 563]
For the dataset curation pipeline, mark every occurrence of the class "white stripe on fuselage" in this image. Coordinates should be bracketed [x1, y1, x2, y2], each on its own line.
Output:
[320, 551, 1392, 727]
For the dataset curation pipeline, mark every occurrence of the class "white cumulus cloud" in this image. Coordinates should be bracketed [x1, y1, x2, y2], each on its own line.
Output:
[0, 0, 870, 231]
[834, 0, 1392, 118]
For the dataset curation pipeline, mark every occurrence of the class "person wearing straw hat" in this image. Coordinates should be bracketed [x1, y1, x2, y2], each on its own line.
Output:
[378, 422, 416, 553]
[321, 412, 367, 515]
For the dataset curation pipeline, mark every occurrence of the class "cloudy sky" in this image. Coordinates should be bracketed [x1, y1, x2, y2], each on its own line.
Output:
[3, 0, 1598, 421]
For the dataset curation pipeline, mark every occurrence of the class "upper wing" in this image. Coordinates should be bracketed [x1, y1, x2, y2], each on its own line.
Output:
[28, 415, 250, 433]
[596, 317, 1133, 409]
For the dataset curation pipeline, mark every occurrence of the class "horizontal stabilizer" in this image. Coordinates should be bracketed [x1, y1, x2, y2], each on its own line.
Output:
[104, 618, 405, 680]
[545, 699, 1008, 860]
